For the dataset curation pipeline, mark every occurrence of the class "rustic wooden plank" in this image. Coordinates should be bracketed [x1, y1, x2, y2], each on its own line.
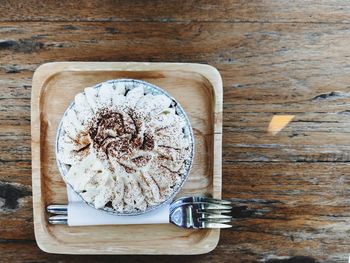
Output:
[221, 162, 350, 262]
[0, 241, 327, 263]
[0, 242, 262, 263]
[2, 21, 350, 162]
[2, 0, 350, 23]
[0, 22, 349, 70]
[223, 162, 350, 206]
[2, 21, 350, 66]
[1, 160, 350, 262]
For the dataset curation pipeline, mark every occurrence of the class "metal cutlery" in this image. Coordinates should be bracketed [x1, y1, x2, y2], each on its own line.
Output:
[47, 196, 232, 229]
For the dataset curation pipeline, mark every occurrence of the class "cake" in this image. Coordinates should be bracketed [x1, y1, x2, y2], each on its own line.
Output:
[57, 80, 193, 213]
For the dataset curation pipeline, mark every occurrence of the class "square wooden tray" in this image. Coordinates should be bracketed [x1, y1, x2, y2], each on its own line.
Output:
[31, 62, 223, 254]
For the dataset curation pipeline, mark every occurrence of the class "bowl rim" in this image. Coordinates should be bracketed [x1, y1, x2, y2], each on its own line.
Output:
[55, 78, 195, 216]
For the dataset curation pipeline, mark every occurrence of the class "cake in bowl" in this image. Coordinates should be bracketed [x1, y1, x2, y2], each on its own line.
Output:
[56, 79, 194, 214]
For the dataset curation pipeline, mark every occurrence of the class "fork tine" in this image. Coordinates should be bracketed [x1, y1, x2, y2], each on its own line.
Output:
[201, 218, 232, 224]
[174, 196, 231, 206]
[199, 209, 232, 214]
[201, 222, 232, 228]
[192, 196, 231, 205]
[200, 213, 232, 219]
[48, 215, 68, 225]
[196, 209, 231, 215]
[47, 204, 68, 215]
[193, 203, 232, 211]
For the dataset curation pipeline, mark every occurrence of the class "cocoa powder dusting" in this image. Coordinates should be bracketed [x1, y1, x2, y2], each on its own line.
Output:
[132, 155, 152, 167]
[87, 108, 154, 172]
[141, 134, 154, 151]
[75, 131, 90, 146]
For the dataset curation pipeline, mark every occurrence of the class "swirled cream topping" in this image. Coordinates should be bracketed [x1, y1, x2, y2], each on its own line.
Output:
[57, 80, 192, 213]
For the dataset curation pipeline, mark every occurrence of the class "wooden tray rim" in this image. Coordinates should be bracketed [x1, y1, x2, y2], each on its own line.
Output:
[31, 62, 223, 255]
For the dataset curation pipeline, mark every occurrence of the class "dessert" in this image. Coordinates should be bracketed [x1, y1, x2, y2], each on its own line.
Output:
[57, 80, 193, 213]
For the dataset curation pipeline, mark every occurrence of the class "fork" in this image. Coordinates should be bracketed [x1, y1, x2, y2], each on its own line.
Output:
[47, 196, 232, 229]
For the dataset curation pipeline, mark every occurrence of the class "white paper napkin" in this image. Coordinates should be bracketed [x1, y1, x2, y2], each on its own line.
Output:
[67, 187, 170, 226]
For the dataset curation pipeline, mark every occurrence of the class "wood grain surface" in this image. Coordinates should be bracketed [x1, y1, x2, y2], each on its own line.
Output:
[1, 0, 350, 262]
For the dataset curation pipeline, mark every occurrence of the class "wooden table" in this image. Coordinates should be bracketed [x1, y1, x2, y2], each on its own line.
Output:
[1, 1, 350, 262]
